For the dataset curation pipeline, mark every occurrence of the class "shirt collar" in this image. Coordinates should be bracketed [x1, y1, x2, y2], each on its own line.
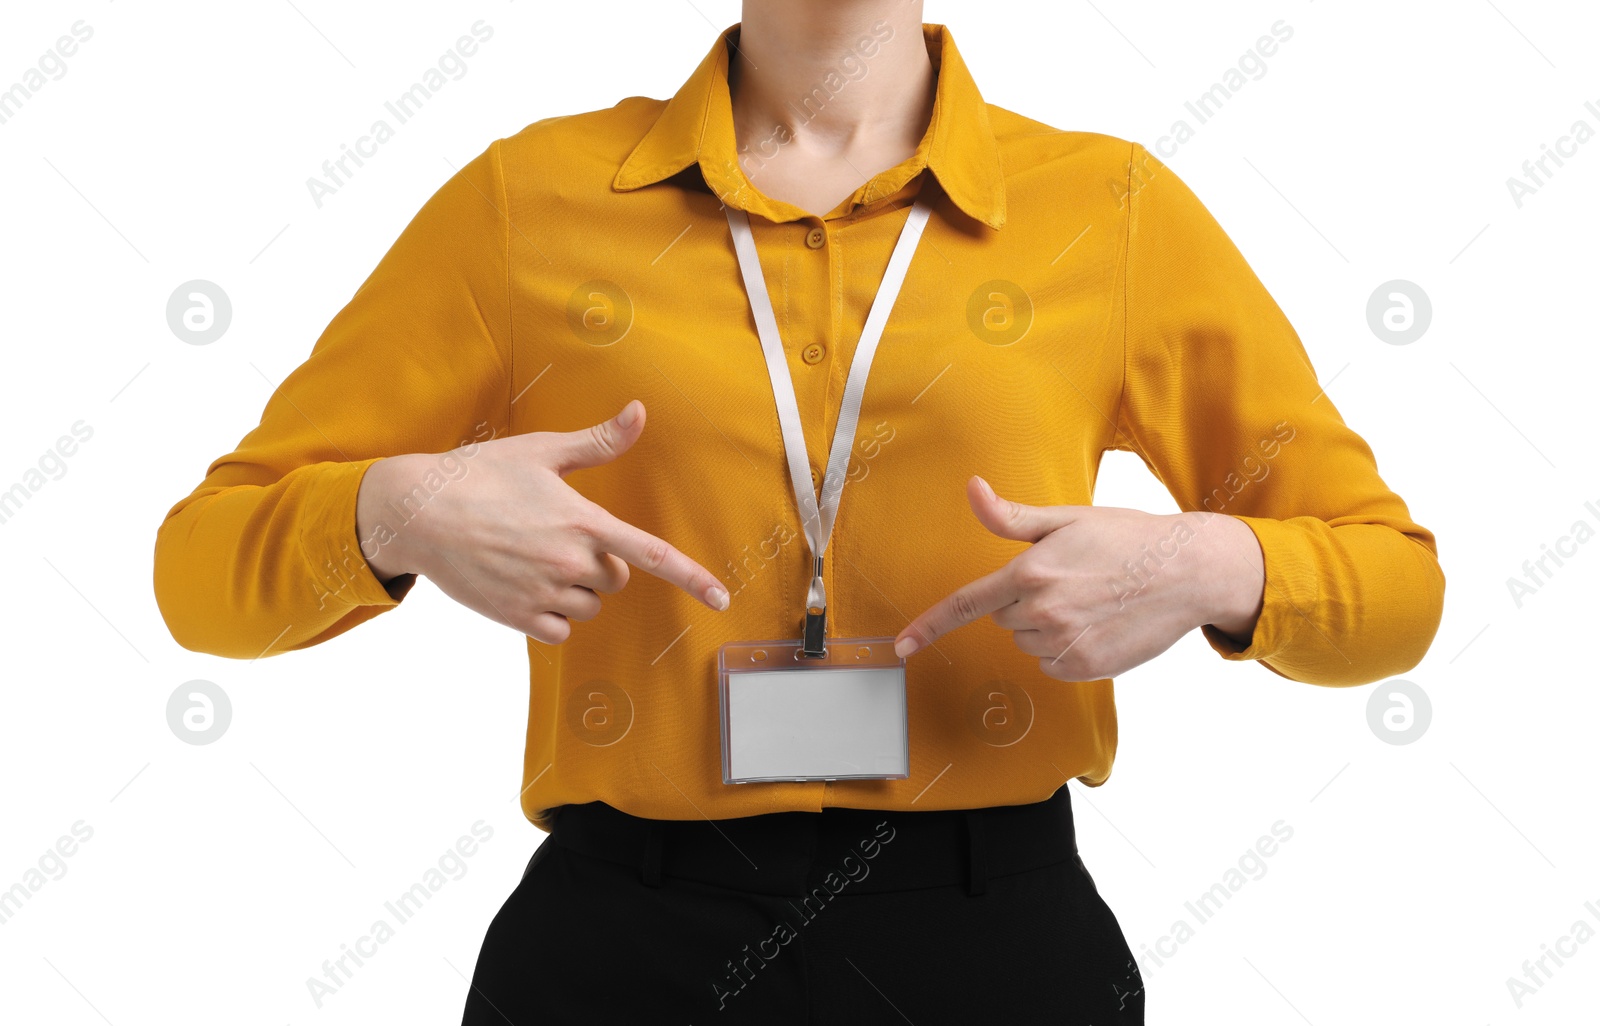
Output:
[613, 22, 1006, 230]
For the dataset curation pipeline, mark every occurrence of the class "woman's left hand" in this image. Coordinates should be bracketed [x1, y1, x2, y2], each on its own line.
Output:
[892, 476, 1266, 681]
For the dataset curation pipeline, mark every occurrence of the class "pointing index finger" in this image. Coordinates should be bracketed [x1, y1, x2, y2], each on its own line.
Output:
[894, 564, 1016, 658]
[591, 511, 730, 610]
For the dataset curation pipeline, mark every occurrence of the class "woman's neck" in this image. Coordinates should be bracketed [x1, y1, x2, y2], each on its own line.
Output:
[729, 0, 935, 215]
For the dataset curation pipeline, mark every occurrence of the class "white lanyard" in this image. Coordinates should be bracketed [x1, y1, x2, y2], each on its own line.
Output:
[724, 185, 937, 651]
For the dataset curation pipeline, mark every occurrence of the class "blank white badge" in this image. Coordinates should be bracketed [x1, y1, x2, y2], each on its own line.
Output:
[718, 638, 909, 784]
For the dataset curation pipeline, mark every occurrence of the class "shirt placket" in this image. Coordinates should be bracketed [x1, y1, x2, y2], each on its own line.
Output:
[768, 208, 837, 621]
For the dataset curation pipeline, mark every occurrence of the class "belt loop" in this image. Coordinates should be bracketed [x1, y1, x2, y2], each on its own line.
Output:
[640, 820, 664, 888]
[963, 810, 987, 896]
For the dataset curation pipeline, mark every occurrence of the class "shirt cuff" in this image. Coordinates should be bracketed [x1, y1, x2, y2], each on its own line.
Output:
[1199, 514, 1319, 665]
[298, 458, 416, 612]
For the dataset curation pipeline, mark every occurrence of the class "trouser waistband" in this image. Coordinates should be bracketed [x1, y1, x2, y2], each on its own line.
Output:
[546, 785, 1079, 898]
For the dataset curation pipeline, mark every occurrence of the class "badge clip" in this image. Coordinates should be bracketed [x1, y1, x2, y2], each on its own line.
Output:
[801, 555, 827, 657]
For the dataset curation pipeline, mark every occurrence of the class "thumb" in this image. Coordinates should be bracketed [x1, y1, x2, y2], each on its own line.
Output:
[547, 399, 646, 475]
[967, 475, 1078, 543]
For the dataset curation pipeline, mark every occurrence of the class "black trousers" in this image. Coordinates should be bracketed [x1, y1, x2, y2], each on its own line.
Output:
[461, 785, 1145, 1024]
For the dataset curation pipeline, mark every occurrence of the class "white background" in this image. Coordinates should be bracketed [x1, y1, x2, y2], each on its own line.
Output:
[1, 1, 1596, 1022]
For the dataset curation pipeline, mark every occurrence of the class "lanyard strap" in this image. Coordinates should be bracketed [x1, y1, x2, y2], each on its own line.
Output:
[725, 184, 937, 653]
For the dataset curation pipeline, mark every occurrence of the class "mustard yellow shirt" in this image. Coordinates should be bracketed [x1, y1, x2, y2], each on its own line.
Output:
[153, 23, 1445, 830]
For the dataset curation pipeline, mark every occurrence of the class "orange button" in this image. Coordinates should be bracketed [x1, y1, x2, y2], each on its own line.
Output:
[809, 464, 821, 489]
[805, 227, 826, 249]
[801, 342, 826, 365]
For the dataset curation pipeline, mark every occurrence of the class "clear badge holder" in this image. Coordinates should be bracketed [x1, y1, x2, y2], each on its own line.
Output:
[718, 636, 908, 784]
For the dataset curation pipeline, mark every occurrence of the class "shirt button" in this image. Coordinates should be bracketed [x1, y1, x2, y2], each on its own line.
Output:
[810, 464, 821, 490]
[805, 227, 826, 249]
[801, 342, 826, 365]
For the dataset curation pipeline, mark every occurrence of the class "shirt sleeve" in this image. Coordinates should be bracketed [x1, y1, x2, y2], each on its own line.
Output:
[1112, 141, 1445, 687]
[152, 140, 513, 659]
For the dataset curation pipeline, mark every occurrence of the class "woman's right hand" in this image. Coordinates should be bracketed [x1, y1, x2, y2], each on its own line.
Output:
[355, 399, 729, 643]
